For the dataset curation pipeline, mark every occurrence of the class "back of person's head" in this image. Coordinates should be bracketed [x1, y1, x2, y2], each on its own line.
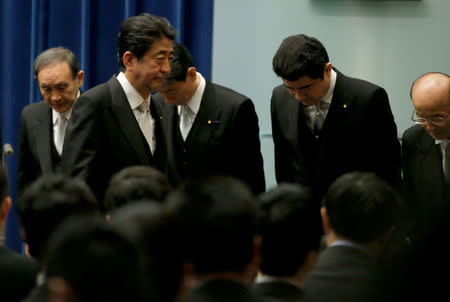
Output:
[33, 47, 80, 79]
[17, 174, 100, 259]
[273, 34, 329, 81]
[258, 183, 321, 277]
[165, 42, 194, 83]
[117, 13, 177, 72]
[43, 217, 147, 302]
[167, 175, 257, 275]
[111, 201, 184, 302]
[322, 172, 400, 244]
[103, 165, 171, 213]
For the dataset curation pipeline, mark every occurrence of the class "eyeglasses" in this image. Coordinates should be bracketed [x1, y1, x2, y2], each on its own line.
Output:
[411, 109, 450, 125]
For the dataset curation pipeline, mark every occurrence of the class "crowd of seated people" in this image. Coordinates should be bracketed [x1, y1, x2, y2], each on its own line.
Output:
[3, 159, 446, 302]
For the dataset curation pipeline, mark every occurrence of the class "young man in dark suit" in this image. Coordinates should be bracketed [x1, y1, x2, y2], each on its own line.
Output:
[402, 72, 450, 228]
[62, 14, 176, 206]
[250, 183, 321, 302]
[271, 34, 401, 202]
[18, 47, 84, 193]
[0, 166, 39, 302]
[153, 43, 265, 194]
[302, 172, 400, 302]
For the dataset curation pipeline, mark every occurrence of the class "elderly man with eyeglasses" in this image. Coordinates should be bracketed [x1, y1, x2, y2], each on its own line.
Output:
[402, 72, 450, 233]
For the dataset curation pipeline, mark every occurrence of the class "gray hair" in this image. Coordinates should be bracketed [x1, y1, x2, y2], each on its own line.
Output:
[33, 47, 80, 79]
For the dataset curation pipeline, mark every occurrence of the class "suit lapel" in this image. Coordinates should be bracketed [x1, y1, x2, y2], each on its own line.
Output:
[34, 106, 54, 173]
[314, 70, 354, 176]
[184, 81, 221, 146]
[416, 132, 447, 196]
[321, 70, 355, 137]
[107, 76, 151, 165]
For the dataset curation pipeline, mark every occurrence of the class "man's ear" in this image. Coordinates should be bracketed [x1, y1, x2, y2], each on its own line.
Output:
[324, 62, 333, 78]
[122, 51, 136, 72]
[76, 70, 85, 89]
[187, 67, 197, 81]
[321, 206, 332, 233]
[0, 197, 12, 221]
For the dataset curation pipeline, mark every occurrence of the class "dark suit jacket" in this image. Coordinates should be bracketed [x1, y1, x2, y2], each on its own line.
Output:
[186, 279, 256, 302]
[302, 245, 375, 302]
[153, 81, 265, 194]
[402, 124, 450, 224]
[61, 76, 166, 205]
[18, 101, 59, 192]
[271, 69, 401, 200]
[0, 246, 39, 302]
[250, 281, 305, 302]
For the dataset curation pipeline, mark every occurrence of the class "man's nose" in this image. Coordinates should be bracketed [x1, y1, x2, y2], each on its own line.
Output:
[51, 91, 62, 101]
[161, 58, 171, 74]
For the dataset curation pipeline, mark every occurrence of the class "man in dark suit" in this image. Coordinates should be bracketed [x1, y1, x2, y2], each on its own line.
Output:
[271, 34, 401, 202]
[166, 176, 261, 302]
[250, 183, 322, 302]
[18, 47, 84, 193]
[62, 13, 176, 205]
[302, 172, 400, 302]
[153, 43, 265, 194]
[0, 166, 39, 302]
[402, 72, 450, 228]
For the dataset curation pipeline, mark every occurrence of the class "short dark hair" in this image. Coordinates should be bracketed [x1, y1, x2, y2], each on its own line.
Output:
[258, 183, 321, 277]
[272, 34, 329, 81]
[166, 175, 257, 274]
[0, 166, 8, 202]
[117, 13, 177, 72]
[103, 165, 171, 213]
[322, 172, 400, 243]
[165, 42, 194, 83]
[44, 218, 147, 302]
[33, 47, 80, 79]
[111, 201, 184, 302]
[17, 174, 100, 259]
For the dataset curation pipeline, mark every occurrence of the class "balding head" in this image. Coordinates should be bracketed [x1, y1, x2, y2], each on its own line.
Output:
[410, 72, 450, 140]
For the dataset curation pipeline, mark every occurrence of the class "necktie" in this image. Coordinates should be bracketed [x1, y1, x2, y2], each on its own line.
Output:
[443, 142, 450, 183]
[137, 101, 155, 154]
[312, 101, 328, 136]
[54, 114, 67, 155]
[180, 105, 194, 141]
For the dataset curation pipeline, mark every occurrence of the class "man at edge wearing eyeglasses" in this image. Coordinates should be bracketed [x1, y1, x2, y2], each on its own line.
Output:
[402, 72, 450, 228]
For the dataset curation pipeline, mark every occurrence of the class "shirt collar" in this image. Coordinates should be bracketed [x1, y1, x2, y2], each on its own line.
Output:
[116, 72, 150, 110]
[435, 139, 450, 145]
[329, 239, 368, 254]
[321, 69, 337, 105]
[52, 90, 80, 125]
[178, 72, 206, 115]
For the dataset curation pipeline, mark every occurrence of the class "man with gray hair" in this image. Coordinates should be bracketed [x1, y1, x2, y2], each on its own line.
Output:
[18, 47, 84, 192]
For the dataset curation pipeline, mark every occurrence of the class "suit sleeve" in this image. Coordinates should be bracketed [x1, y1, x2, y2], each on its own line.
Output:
[271, 89, 292, 184]
[61, 92, 102, 185]
[366, 88, 402, 190]
[18, 110, 35, 194]
[230, 99, 266, 194]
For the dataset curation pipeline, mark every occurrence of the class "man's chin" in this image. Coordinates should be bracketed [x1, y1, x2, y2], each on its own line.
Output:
[429, 131, 450, 141]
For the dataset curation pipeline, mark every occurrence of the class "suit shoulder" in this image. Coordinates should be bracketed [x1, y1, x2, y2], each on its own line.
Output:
[21, 101, 48, 115]
[340, 73, 386, 99]
[79, 80, 111, 100]
[402, 124, 427, 144]
[209, 82, 251, 105]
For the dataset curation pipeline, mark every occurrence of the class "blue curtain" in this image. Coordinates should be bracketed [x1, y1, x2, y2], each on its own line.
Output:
[0, 0, 214, 252]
